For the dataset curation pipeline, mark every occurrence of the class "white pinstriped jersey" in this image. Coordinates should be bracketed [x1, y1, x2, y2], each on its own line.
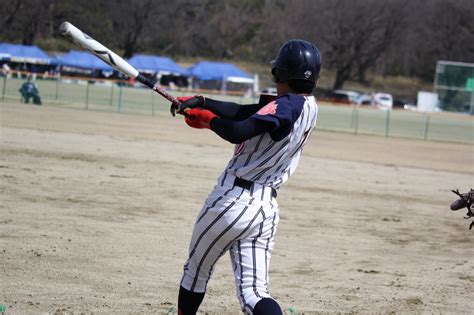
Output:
[181, 93, 319, 312]
[219, 94, 318, 190]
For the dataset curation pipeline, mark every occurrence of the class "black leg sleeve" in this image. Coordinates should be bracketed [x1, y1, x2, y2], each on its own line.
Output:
[253, 298, 283, 315]
[178, 286, 205, 315]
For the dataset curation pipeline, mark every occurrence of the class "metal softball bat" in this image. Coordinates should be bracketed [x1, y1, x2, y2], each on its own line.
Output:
[60, 21, 181, 115]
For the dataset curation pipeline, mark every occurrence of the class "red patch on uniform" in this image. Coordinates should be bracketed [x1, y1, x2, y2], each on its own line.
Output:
[257, 101, 277, 115]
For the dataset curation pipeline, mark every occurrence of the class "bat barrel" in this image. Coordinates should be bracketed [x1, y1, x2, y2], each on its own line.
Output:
[60, 21, 180, 113]
[60, 21, 139, 78]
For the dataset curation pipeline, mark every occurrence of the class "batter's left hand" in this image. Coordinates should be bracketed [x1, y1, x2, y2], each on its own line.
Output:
[170, 95, 205, 116]
[177, 95, 206, 115]
[184, 108, 217, 129]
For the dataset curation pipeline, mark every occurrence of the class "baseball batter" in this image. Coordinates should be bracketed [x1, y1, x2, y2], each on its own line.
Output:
[174, 39, 322, 315]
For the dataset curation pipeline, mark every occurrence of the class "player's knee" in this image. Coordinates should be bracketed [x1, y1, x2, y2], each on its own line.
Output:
[253, 298, 282, 315]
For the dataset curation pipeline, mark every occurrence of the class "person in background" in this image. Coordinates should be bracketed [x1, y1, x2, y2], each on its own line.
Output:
[19, 75, 42, 105]
[2, 63, 11, 77]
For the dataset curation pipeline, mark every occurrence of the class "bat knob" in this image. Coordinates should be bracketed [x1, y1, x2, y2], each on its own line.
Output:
[60, 21, 71, 35]
[170, 104, 178, 117]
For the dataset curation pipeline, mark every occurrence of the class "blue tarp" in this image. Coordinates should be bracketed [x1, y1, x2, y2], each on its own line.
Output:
[0, 43, 53, 64]
[128, 54, 188, 75]
[55, 50, 113, 71]
[188, 61, 253, 81]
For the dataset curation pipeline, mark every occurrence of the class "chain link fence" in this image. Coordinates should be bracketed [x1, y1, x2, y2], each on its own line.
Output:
[2, 73, 473, 144]
[316, 104, 472, 143]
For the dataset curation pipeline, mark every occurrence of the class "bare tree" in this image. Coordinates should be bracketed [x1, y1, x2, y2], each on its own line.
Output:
[0, 0, 23, 32]
[0, 0, 472, 88]
[381, 0, 474, 81]
[311, 0, 407, 89]
[353, 1, 408, 83]
[0, 0, 54, 44]
[159, 0, 270, 60]
[105, 0, 157, 58]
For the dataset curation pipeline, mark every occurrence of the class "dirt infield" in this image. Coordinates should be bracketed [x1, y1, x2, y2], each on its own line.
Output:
[1, 102, 473, 314]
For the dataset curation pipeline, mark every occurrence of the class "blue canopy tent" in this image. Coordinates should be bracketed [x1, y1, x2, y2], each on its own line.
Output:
[187, 61, 255, 92]
[188, 61, 254, 83]
[0, 43, 53, 64]
[55, 50, 113, 71]
[128, 54, 188, 75]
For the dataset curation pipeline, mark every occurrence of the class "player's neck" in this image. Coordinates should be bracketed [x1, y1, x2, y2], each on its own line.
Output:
[277, 83, 310, 96]
[276, 83, 291, 96]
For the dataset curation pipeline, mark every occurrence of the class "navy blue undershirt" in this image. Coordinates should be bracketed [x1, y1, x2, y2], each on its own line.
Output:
[210, 116, 275, 144]
[205, 95, 276, 144]
[205, 94, 305, 144]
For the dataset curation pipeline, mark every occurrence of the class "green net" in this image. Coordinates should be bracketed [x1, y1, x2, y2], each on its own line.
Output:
[435, 61, 474, 113]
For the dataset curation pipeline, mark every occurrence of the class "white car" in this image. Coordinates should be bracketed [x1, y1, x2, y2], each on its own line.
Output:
[373, 93, 393, 110]
[260, 87, 277, 95]
[333, 90, 360, 104]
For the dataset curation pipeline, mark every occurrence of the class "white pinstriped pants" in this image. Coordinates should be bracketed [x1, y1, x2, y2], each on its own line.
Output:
[181, 173, 279, 313]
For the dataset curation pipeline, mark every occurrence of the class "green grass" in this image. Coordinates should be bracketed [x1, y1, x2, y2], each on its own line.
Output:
[2, 76, 473, 143]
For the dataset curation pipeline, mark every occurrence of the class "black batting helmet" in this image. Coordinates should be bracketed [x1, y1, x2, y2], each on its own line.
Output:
[271, 39, 322, 85]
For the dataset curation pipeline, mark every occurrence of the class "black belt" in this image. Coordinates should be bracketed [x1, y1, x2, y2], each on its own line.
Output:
[234, 177, 277, 198]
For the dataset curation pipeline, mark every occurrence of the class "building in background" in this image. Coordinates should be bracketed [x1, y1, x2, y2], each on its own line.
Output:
[434, 60, 474, 115]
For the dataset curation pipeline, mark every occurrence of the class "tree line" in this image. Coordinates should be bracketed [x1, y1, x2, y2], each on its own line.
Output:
[1, 0, 473, 89]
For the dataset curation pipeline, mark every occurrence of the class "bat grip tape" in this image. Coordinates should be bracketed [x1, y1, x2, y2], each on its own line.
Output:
[136, 73, 155, 89]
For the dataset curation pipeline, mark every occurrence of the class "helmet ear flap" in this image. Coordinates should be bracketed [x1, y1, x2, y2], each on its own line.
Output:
[271, 68, 279, 83]
[270, 60, 281, 83]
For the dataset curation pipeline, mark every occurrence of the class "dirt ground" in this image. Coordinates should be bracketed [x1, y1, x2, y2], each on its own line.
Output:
[1, 102, 473, 314]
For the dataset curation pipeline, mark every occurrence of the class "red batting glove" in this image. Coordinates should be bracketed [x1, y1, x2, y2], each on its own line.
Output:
[177, 95, 196, 103]
[184, 108, 217, 129]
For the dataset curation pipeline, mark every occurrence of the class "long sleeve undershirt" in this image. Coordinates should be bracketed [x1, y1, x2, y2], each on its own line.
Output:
[204, 98, 264, 120]
[204, 98, 276, 144]
[210, 116, 275, 144]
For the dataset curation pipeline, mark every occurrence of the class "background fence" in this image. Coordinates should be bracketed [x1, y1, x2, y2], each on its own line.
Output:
[2, 74, 473, 144]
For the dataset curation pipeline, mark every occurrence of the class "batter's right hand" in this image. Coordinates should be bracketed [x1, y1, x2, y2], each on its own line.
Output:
[176, 95, 206, 115]
[184, 108, 217, 129]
